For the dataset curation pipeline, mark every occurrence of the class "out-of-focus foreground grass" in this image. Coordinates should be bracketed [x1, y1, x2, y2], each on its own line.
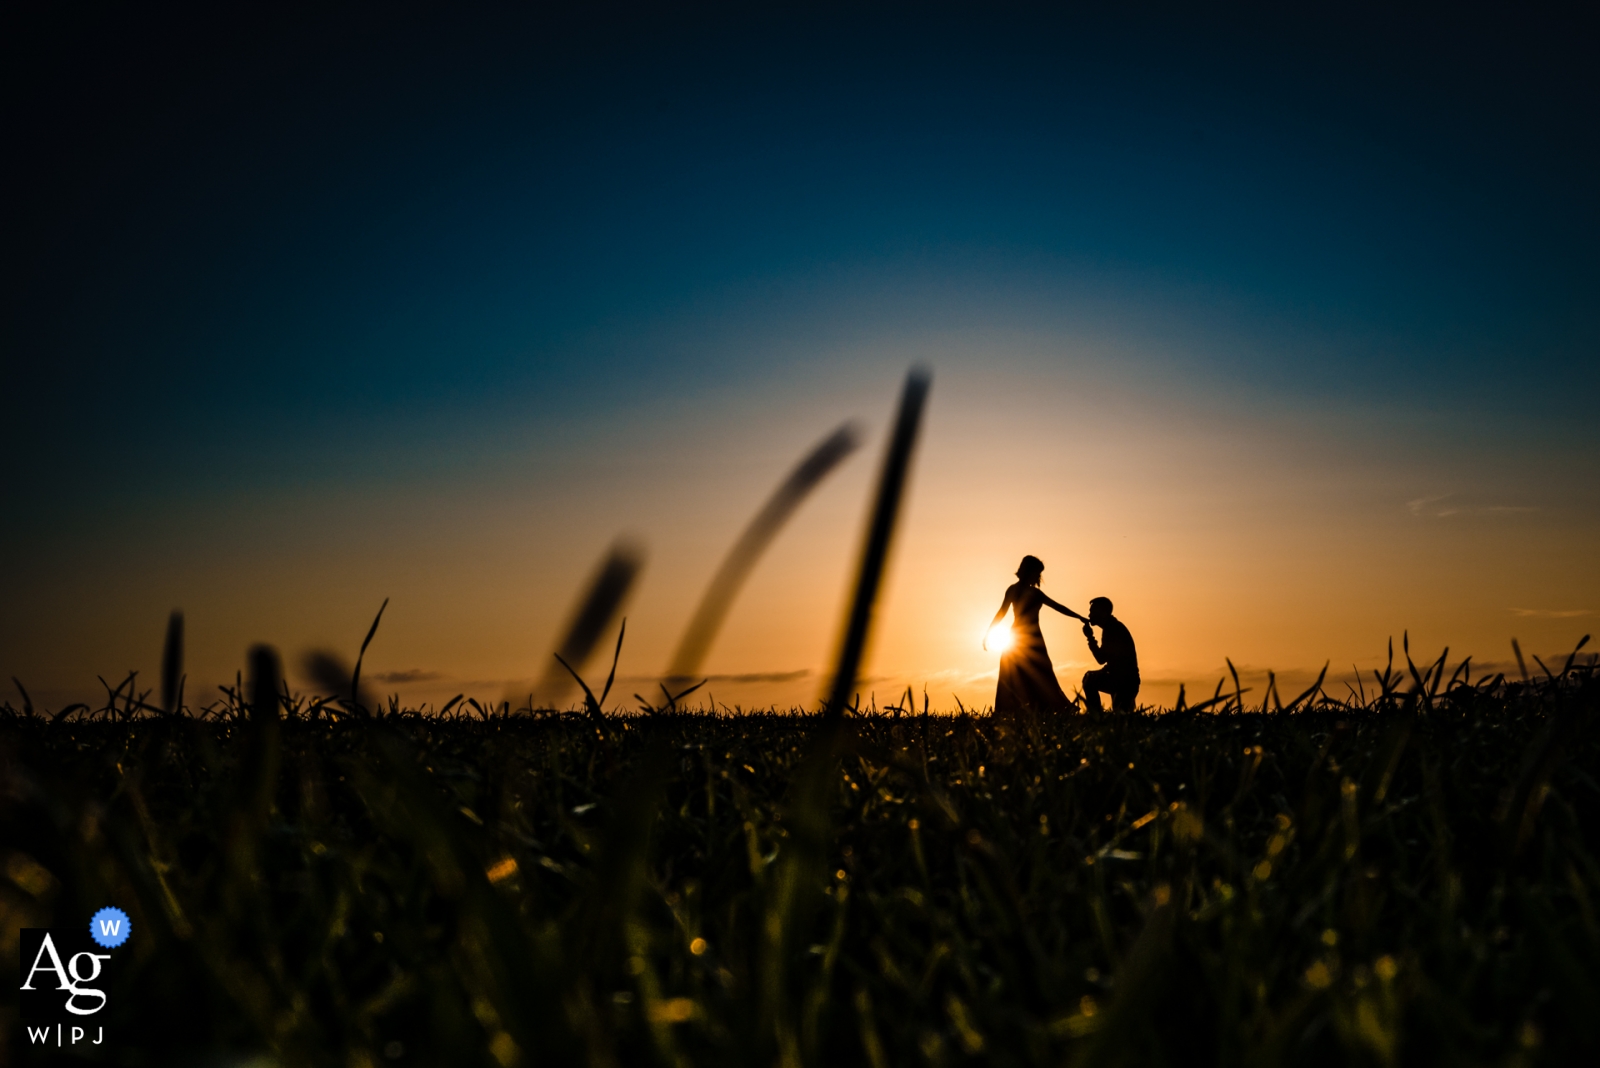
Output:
[2, 661, 1598, 1067]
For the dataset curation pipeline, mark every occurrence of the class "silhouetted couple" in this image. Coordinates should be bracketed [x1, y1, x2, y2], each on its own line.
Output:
[985, 555, 1140, 715]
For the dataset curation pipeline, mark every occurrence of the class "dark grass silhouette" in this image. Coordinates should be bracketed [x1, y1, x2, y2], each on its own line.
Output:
[302, 598, 390, 716]
[531, 538, 647, 710]
[824, 368, 929, 721]
[3, 653, 1597, 1066]
[160, 609, 184, 716]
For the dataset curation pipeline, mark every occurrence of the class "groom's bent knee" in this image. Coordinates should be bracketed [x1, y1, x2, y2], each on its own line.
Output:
[1081, 669, 1106, 712]
[1082, 669, 1137, 713]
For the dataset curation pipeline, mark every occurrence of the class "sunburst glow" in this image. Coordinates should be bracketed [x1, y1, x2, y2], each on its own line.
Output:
[987, 624, 1013, 654]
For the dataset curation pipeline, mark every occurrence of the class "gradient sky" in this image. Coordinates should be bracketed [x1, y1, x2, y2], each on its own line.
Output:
[4, 3, 1597, 712]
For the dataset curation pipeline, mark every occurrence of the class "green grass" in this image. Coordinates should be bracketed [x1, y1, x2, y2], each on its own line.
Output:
[3, 657, 1598, 1067]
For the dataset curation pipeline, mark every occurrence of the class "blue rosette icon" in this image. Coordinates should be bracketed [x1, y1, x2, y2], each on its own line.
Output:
[90, 906, 131, 948]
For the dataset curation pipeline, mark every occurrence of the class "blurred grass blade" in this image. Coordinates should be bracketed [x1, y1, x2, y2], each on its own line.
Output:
[824, 368, 930, 718]
[1498, 708, 1580, 856]
[241, 644, 283, 847]
[535, 538, 645, 708]
[1512, 637, 1529, 683]
[667, 423, 862, 683]
[1070, 887, 1175, 1068]
[350, 597, 389, 714]
[12, 676, 34, 719]
[759, 368, 927, 1063]
[1562, 634, 1591, 678]
[352, 730, 575, 1062]
[161, 610, 184, 716]
[248, 645, 281, 729]
[1369, 713, 1414, 806]
[302, 649, 376, 717]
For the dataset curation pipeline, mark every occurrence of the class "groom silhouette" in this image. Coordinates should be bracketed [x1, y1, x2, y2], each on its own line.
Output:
[1081, 597, 1140, 713]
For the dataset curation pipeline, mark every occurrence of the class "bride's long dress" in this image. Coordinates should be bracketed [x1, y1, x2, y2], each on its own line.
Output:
[995, 584, 1070, 716]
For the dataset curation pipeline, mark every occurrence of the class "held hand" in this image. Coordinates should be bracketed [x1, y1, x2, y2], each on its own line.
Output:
[1082, 623, 1095, 638]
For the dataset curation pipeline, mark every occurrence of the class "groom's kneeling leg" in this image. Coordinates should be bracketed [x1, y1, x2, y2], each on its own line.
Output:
[1081, 669, 1110, 713]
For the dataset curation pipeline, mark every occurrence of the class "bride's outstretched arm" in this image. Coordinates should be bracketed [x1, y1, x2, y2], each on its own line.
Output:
[1039, 592, 1086, 621]
[983, 588, 1014, 650]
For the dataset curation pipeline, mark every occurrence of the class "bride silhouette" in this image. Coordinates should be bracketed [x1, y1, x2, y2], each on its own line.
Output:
[985, 555, 1086, 717]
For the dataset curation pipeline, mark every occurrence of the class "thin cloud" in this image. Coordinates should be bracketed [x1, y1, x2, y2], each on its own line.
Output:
[1407, 494, 1450, 517]
[609, 670, 812, 684]
[371, 669, 447, 683]
[704, 670, 811, 684]
[1510, 608, 1592, 618]
[1408, 493, 1538, 519]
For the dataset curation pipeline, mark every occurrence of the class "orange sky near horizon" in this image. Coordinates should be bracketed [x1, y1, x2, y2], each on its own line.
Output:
[8, 329, 1594, 716]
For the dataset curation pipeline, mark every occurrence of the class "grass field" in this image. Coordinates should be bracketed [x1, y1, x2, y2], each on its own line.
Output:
[4, 646, 1598, 1067]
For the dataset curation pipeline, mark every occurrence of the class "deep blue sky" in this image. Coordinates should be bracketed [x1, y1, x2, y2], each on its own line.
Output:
[9, 4, 1595, 463]
[4, 2, 1597, 707]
